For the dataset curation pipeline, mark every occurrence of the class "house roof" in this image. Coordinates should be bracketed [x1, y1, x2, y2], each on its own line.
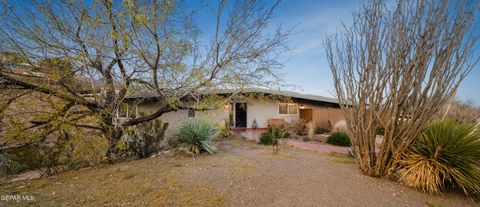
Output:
[127, 88, 339, 104]
[216, 88, 338, 104]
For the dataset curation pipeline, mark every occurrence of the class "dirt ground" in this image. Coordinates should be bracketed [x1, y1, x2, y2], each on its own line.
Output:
[0, 139, 477, 207]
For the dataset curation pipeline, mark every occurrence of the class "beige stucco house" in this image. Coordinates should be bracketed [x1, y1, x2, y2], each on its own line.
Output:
[120, 88, 340, 138]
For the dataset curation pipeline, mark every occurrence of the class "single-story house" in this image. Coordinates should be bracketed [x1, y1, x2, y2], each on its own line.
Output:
[120, 88, 342, 138]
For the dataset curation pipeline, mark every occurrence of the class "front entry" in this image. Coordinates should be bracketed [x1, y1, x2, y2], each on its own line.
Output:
[235, 103, 247, 128]
[300, 108, 313, 123]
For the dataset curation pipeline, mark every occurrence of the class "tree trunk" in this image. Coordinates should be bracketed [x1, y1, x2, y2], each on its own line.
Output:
[105, 127, 123, 163]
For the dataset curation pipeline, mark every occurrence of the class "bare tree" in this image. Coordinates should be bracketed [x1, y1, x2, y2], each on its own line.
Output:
[0, 0, 289, 162]
[324, 0, 479, 176]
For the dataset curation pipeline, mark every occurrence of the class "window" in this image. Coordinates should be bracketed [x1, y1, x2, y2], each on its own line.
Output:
[279, 103, 288, 114]
[288, 104, 298, 114]
[188, 110, 195, 118]
[118, 103, 129, 119]
[279, 103, 298, 115]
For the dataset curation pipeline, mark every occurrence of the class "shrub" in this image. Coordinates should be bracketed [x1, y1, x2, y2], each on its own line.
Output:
[0, 154, 30, 176]
[315, 126, 329, 134]
[173, 120, 219, 155]
[1, 139, 67, 175]
[119, 119, 168, 159]
[219, 120, 232, 138]
[259, 126, 289, 145]
[291, 119, 308, 135]
[326, 132, 351, 146]
[376, 127, 385, 135]
[397, 120, 480, 196]
[259, 131, 276, 145]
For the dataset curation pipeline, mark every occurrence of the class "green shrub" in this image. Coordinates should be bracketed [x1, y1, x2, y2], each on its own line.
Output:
[315, 126, 329, 134]
[259, 126, 289, 145]
[173, 120, 219, 155]
[397, 120, 480, 196]
[119, 119, 168, 159]
[259, 131, 277, 145]
[376, 127, 385, 135]
[326, 132, 351, 146]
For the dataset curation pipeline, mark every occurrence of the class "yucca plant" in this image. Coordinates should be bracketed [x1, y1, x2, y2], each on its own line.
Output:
[174, 120, 219, 155]
[397, 120, 480, 197]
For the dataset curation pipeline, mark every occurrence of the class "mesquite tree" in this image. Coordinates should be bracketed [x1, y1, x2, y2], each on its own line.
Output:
[324, 0, 479, 176]
[0, 0, 289, 162]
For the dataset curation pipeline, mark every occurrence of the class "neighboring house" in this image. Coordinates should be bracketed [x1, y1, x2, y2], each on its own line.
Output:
[121, 88, 342, 139]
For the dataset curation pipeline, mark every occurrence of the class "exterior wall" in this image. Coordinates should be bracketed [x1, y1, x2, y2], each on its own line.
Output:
[297, 102, 345, 128]
[131, 98, 341, 140]
[246, 101, 299, 128]
[135, 103, 229, 140]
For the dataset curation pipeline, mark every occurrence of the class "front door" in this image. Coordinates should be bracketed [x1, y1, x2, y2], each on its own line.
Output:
[300, 108, 313, 123]
[235, 103, 247, 128]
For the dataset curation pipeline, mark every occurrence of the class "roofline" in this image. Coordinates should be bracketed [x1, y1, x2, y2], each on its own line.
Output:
[126, 88, 339, 105]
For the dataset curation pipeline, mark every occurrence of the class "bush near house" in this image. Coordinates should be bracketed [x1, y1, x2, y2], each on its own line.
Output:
[172, 120, 219, 155]
[291, 119, 308, 136]
[397, 120, 480, 196]
[326, 132, 351, 147]
[259, 125, 289, 145]
[315, 126, 329, 134]
[219, 120, 232, 138]
[118, 119, 169, 159]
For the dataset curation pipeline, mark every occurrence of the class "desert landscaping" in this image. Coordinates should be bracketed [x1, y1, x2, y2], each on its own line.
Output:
[1, 139, 477, 207]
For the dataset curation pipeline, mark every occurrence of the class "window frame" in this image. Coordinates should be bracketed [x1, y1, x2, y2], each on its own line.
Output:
[288, 103, 298, 115]
[278, 103, 298, 115]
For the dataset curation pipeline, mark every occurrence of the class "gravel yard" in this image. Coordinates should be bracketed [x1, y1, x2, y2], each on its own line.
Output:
[0, 139, 476, 207]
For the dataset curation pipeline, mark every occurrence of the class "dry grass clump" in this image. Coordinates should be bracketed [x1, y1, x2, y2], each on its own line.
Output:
[436, 100, 480, 123]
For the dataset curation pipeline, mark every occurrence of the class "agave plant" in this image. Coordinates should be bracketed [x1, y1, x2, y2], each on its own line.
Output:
[174, 120, 219, 155]
[397, 120, 480, 196]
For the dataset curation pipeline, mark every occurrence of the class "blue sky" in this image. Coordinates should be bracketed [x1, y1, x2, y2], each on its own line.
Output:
[6, 0, 478, 105]
[190, 0, 480, 106]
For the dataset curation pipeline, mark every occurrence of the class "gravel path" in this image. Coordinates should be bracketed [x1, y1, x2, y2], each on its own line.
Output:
[191, 140, 477, 207]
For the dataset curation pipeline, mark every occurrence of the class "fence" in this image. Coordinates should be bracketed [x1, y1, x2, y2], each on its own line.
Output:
[312, 108, 345, 129]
